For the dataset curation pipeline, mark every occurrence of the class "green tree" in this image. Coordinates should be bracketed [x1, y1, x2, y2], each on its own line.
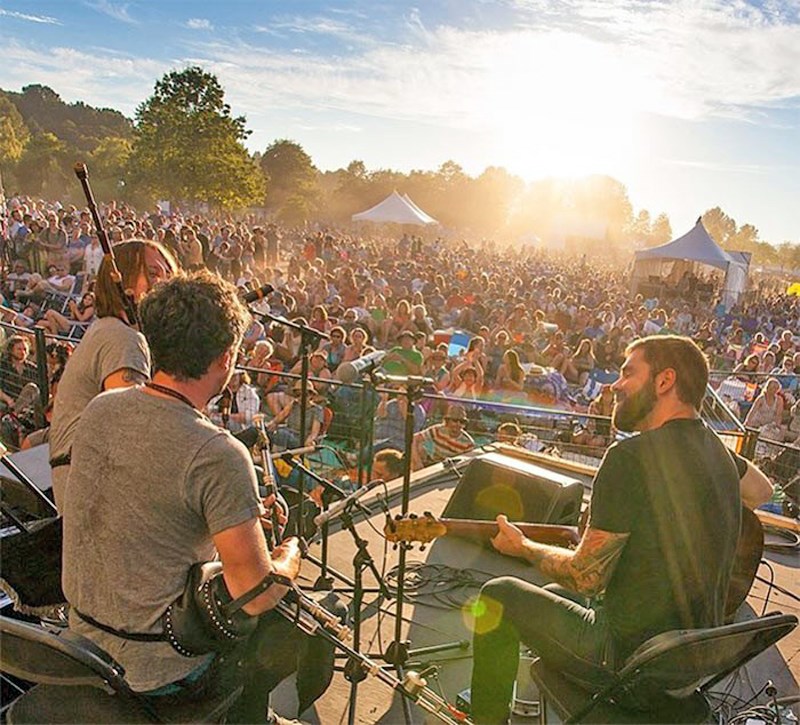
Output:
[0, 91, 30, 165]
[128, 66, 264, 209]
[702, 207, 736, 247]
[650, 213, 672, 246]
[15, 131, 69, 197]
[89, 136, 132, 200]
[260, 139, 317, 212]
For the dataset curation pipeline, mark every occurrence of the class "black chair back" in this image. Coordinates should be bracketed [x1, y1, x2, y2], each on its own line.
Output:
[0, 615, 126, 690]
[603, 613, 798, 713]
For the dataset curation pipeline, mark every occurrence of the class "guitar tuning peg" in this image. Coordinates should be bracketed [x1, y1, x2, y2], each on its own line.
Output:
[423, 511, 433, 518]
[419, 544, 427, 552]
[394, 513, 402, 521]
[409, 513, 418, 519]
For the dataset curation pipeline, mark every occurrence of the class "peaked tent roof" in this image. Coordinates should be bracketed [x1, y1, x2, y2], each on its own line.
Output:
[634, 219, 735, 270]
[352, 191, 438, 225]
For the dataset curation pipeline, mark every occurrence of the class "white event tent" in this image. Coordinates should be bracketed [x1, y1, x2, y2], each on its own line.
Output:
[351, 191, 438, 225]
[631, 219, 750, 310]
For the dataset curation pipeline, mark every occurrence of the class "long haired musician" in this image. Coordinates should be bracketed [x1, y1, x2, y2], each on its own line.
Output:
[62, 271, 343, 723]
[48, 238, 177, 510]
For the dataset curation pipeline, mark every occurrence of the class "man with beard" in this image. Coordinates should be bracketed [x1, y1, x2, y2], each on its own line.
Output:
[469, 336, 744, 724]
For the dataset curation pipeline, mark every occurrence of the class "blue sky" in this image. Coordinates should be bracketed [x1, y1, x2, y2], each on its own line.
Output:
[1, 0, 798, 244]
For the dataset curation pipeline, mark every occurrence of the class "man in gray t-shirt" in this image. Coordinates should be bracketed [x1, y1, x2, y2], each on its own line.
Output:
[62, 272, 335, 722]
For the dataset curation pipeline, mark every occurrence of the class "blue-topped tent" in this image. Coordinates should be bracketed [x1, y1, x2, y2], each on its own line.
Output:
[631, 219, 749, 310]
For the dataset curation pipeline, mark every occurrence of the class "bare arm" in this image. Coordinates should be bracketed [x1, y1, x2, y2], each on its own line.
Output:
[740, 459, 774, 510]
[213, 519, 301, 616]
[491, 515, 629, 597]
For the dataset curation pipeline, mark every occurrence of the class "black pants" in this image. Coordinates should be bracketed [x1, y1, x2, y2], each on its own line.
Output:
[145, 593, 346, 723]
[470, 578, 617, 724]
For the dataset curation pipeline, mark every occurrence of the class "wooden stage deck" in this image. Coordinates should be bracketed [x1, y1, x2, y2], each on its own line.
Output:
[271, 445, 799, 724]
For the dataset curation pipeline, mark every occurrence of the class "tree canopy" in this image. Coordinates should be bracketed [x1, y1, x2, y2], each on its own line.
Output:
[0, 68, 794, 266]
[128, 66, 264, 209]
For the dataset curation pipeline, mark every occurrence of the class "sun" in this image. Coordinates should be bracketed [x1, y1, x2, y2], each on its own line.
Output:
[477, 30, 644, 180]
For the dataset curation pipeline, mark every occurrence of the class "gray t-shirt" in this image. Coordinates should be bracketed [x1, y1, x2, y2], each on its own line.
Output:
[62, 387, 263, 691]
[50, 317, 150, 462]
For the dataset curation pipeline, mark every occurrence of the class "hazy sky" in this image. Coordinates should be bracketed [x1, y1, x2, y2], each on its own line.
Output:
[1, 0, 798, 243]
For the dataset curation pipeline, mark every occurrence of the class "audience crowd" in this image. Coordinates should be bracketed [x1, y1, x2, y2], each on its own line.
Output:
[1, 194, 799, 465]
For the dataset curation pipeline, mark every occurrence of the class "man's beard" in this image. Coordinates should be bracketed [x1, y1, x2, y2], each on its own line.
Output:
[613, 377, 657, 432]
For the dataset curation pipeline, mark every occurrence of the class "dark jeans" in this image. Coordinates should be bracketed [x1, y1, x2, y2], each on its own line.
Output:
[144, 593, 346, 723]
[470, 578, 617, 724]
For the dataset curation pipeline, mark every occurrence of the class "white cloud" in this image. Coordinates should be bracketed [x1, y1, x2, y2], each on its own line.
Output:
[85, 0, 137, 24]
[2, 0, 798, 135]
[0, 41, 164, 115]
[254, 14, 369, 45]
[186, 18, 212, 31]
[0, 7, 60, 24]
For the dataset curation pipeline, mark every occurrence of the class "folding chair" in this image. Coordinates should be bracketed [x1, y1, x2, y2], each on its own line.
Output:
[0, 615, 242, 723]
[530, 612, 798, 724]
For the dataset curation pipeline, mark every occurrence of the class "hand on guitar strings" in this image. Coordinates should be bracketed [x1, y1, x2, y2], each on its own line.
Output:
[491, 514, 528, 559]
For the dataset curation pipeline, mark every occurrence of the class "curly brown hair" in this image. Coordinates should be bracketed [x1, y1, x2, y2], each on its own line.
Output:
[139, 271, 250, 381]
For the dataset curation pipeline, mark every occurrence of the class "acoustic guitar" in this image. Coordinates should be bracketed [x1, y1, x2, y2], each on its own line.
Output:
[385, 506, 763, 621]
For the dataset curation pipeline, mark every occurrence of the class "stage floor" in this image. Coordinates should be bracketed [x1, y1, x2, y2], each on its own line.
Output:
[271, 445, 800, 723]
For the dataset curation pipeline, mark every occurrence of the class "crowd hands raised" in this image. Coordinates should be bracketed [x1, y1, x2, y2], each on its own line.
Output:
[2, 194, 799, 457]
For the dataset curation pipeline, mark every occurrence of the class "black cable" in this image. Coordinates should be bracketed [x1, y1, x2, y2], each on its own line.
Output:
[755, 571, 800, 603]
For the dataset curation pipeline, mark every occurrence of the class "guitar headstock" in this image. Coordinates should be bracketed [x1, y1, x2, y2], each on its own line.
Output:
[385, 512, 447, 544]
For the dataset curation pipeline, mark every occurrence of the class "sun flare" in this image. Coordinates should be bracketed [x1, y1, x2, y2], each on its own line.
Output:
[478, 31, 644, 179]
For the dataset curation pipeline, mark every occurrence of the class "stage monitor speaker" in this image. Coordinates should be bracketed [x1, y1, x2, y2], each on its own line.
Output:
[443, 452, 583, 525]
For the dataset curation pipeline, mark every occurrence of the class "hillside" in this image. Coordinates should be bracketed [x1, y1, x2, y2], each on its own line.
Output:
[4, 84, 132, 153]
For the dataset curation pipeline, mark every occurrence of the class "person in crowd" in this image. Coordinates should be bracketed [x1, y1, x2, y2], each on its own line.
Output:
[264, 380, 325, 451]
[370, 447, 405, 482]
[247, 340, 284, 398]
[571, 338, 597, 385]
[62, 271, 342, 723]
[411, 403, 475, 470]
[495, 348, 525, 395]
[744, 377, 786, 442]
[374, 386, 427, 452]
[82, 233, 105, 279]
[0, 334, 39, 413]
[208, 370, 261, 434]
[382, 330, 423, 376]
[320, 325, 347, 372]
[35, 291, 95, 336]
[469, 336, 764, 723]
[496, 421, 523, 445]
[48, 239, 178, 510]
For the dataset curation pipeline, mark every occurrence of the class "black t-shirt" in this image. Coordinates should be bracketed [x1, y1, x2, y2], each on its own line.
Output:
[590, 418, 741, 658]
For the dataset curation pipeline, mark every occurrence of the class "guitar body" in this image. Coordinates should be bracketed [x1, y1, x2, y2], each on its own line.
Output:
[724, 507, 764, 622]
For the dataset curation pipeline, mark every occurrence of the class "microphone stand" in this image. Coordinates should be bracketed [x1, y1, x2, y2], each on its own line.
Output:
[384, 375, 426, 725]
[339, 501, 392, 725]
[279, 455, 364, 590]
[356, 371, 379, 486]
[248, 307, 328, 538]
[380, 377, 468, 724]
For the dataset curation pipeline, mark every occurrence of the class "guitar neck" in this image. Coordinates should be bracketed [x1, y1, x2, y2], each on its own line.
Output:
[440, 518, 580, 548]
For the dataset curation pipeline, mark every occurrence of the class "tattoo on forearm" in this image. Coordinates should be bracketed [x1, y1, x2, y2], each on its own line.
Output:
[525, 528, 629, 596]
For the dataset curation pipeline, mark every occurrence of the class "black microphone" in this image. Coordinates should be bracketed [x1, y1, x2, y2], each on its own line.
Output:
[243, 284, 275, 303]
[312, 479, 384, 527]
